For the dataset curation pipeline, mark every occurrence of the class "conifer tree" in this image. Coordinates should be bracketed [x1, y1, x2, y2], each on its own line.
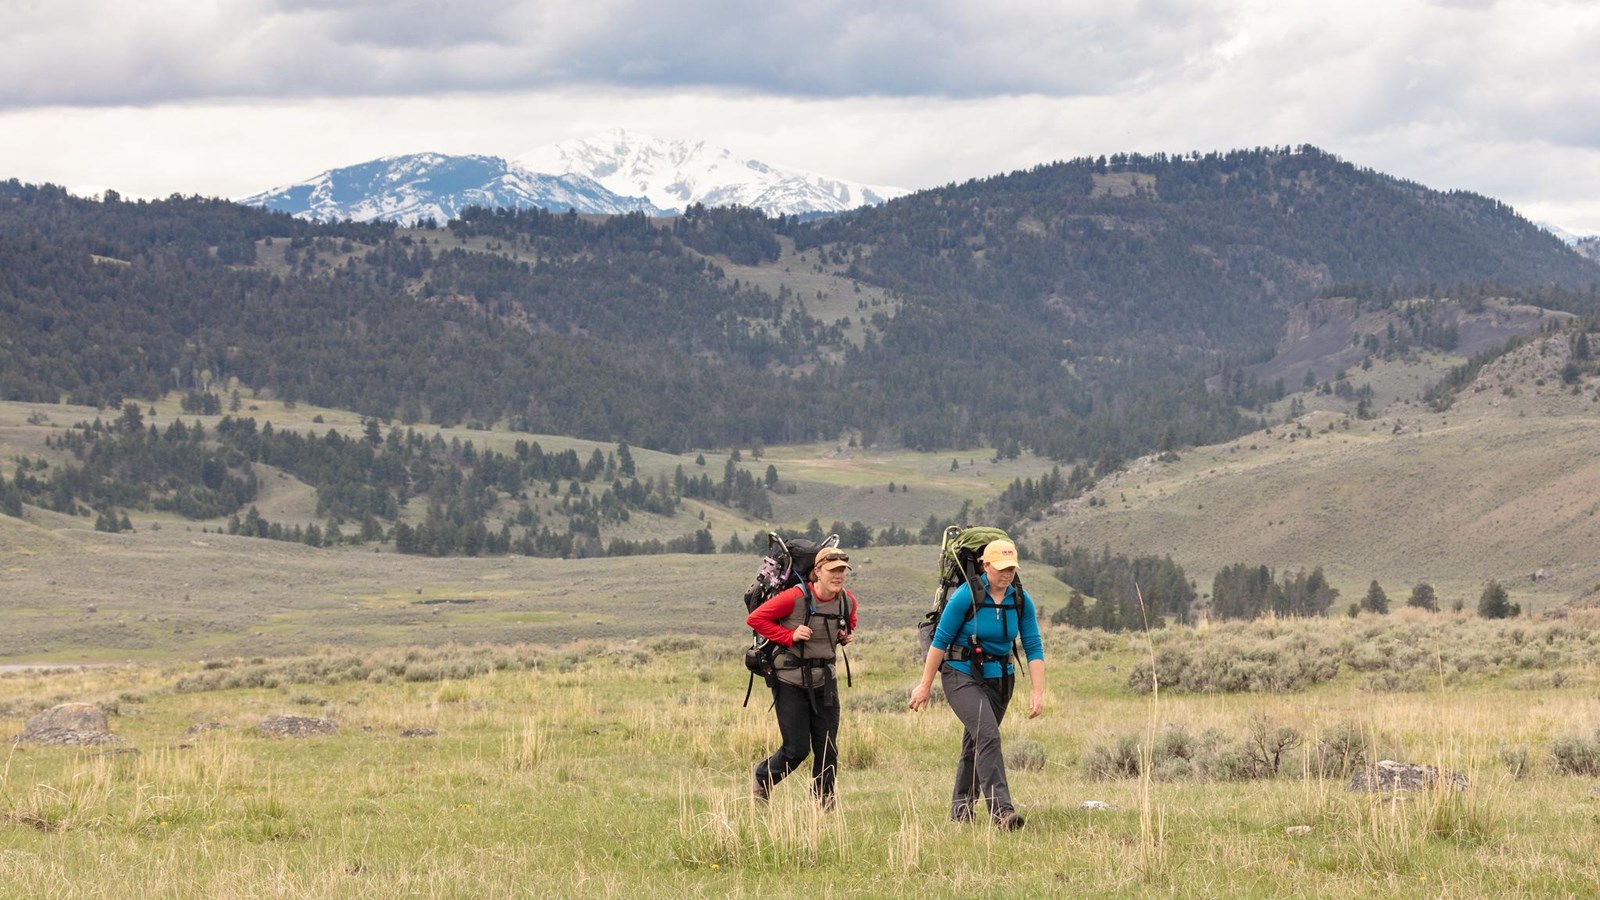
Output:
[1361, 580, 1389, 614]
[1477, 580, 1518, 619]
[1406, 582, 1438, 612]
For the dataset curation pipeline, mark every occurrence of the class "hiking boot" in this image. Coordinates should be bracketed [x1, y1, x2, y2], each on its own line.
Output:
[752, 777, 770, 804]
[817, 793, 836, 812]
[995, 809, 1025, 831]
[950, 801, 975, 823]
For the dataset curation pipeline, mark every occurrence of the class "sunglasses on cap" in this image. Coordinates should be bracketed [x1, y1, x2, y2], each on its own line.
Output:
[817, 552, 850, 565]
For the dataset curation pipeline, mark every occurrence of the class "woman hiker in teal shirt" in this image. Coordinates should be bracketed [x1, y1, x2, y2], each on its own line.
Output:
[908, 539, 1046, 829]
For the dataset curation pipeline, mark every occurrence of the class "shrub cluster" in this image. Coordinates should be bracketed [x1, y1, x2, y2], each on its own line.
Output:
[1124, 627, 1342, 694]
[1548, 729, 1600, 777]
[1081, 717, 1370, 782]
[1118, 613, 1600, 694]
[173, 644, 545, 693]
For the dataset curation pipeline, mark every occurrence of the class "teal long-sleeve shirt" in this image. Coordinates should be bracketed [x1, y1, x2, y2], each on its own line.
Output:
[930, 576, 1044, 679]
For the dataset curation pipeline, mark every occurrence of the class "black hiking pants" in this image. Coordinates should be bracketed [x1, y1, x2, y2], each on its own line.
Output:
[754, 676, 840, 802]
[942, 665, 1015, 821]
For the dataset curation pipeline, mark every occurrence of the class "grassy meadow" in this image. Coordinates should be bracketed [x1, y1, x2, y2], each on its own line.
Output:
[3, 617, 1600, 898]
[6, 330, 1600, 896]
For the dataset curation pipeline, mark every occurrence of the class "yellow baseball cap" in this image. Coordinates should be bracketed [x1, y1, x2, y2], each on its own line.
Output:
[980, 540, 1019, 570]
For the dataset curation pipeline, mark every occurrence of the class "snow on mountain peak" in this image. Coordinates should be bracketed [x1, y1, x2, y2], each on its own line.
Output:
[240, 152, 666, 224]
[516, 129, 908, 217]
[1535, 221, 1598, 246]
[240, 130, 907, 224]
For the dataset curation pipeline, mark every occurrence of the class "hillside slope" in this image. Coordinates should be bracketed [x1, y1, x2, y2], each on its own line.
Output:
[1027, 331, 1600, 611]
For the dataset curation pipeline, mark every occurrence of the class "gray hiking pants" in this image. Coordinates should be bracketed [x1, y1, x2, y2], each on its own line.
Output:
[941, 665, 1015, 820]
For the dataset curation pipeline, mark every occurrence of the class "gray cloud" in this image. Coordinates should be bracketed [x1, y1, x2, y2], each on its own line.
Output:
[275, 0, 524, 50]
[0, 0, 1242, 107]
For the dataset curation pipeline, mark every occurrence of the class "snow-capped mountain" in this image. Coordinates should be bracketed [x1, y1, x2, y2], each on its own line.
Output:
[516, 129, 910, 217]
[1535, 221, 1597, 246]
[241, 153, 669, 224]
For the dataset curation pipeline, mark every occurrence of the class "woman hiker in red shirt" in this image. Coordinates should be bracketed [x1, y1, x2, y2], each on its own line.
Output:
[747, 548, 858, 808]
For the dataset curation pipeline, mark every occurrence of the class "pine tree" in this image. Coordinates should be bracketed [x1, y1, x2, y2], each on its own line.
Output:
[1054, 590, 1088, 628]
[1406, 582, 1438, 612]
[1361, 580, 1389, 614]
[1477, 580, 1518, 619]
[0, 476, 22, 518]
[616, 441, 635, 477]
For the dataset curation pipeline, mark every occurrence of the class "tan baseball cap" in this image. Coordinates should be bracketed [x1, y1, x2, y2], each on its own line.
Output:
[814, 549, 853, 573]
[980, 539, 1019, 570]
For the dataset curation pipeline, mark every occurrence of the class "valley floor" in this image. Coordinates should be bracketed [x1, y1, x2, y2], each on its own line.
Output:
[2, 624, 1598, 898]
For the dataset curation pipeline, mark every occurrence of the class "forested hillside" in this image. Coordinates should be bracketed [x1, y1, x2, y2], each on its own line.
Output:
[3, 147, 1596, 468]
[793, 145, 1599, 457]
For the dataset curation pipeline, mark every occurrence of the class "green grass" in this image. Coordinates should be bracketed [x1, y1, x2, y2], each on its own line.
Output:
[3, 625, 1600, 897]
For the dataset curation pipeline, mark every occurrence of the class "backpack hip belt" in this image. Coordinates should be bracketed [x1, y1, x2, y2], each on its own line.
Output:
[774, 653, 834, 671]
[944, 644, 979, 663]
[946, 643, 1014, 672]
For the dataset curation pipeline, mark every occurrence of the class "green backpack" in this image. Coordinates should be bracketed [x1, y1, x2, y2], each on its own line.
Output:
[916, 525, 1024, 662]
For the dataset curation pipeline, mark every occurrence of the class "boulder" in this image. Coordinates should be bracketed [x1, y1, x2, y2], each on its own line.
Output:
[258, 715, 338, 738]
[1346, 760, 1468, 793]
[13, 702, 125, 746]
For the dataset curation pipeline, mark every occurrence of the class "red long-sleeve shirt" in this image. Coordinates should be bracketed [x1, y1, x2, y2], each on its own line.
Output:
[747, 585, 858, 646]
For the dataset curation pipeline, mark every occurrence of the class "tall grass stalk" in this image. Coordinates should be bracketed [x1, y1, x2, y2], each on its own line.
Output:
[504, 718, 551, 772]
[1133, 581, 1168, 880]
[887, 790, 924, 875]
[672, 779, 851, 871]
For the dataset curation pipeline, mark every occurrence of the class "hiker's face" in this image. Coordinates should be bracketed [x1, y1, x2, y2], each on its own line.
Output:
[813, 564, 848, 593]
[984, 562, 1017, 587]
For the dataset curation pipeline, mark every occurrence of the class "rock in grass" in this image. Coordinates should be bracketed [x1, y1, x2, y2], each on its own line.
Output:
[1346, 760, 1468, 793]
[1285, 825, 1314, 836]
[1079, 800, 1117, 811]
[13, 702, 126, 746]
[258, 715, 338, 738]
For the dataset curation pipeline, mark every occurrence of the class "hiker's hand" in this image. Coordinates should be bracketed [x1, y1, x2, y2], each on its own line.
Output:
[838, 631, 854, 645]
[909, 683, 931, 711]
[1027, 690, 1044, 719]
[792, 625, 812, 643]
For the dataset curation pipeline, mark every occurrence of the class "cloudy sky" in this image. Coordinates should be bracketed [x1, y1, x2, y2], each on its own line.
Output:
[4, 0, 1599, 233]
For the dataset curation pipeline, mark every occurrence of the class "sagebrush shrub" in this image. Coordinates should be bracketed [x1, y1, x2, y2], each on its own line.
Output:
[1007, 738, 1047, 772]
[1314, 722, 1369, 778]
[1081, 734, 1143, 780]
[1549, 731, 1600, 776]
[1499, 745, 1532, 779]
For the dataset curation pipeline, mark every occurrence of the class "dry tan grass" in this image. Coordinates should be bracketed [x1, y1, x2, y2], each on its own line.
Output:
[0, 511, 1085, 663]
[5, 635, 1600, 897]
[1031, 335, 1600, 610]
